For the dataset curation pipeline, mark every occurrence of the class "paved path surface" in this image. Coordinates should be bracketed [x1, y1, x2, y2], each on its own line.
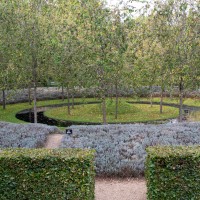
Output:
[95, 178, 147, 200]
[44, 134, 64, 148]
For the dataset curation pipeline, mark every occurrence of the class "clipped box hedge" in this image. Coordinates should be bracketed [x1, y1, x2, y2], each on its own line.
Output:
[0, 148, 95, 200]
[146, 146, 200, 200]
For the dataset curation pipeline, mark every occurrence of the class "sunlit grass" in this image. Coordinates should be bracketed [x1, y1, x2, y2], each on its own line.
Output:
[129, 97, 200, 107]
[0, 98, 97, 124]
[44, 101, 179, 123]
[0, 97, 199, 125]
[188, 111, 200, 122]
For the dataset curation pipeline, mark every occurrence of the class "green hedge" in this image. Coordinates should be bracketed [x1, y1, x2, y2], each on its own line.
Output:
[146, 146, 200, 200]
[0, 148, 95, 200]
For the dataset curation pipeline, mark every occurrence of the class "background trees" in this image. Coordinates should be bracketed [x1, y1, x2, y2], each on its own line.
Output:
[20, 1, 55, 123]
[50, 0, 84, 114]
[149, 0, 200, 121]
[0, 1, 19, 109]
[0, 0, 199, 124]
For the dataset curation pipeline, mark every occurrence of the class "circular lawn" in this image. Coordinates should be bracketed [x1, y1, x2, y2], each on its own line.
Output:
[44, 101, 179, 123]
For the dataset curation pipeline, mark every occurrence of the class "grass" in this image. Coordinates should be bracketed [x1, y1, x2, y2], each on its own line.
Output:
[130, 97, 200, 107]
[0, 97, 199, 125]
[0, 98, 97, 124]
[188, 111, 200, 122]
[44, 99, 179, 123]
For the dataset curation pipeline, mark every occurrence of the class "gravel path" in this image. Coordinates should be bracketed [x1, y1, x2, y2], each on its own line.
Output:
[44, 134, 64, 148]
[95, 178, 147, 200]
[44, 134, 147, 199]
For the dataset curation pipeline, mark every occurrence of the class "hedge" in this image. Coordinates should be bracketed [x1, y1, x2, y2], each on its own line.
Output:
[0, 148, 95, 200]
[146, 146, 200, 200]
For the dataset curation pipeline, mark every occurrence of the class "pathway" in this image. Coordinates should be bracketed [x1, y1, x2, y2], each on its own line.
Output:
[95, 178, 147, 200]
[44, 134, 147, 200]
[44, 134, 64, 148]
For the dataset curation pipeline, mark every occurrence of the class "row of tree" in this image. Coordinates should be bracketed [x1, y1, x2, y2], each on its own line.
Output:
[0, 0, 199, 124]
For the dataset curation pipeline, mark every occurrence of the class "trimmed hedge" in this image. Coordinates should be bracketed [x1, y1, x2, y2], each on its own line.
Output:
[0, 148, 95, 200]
[146, 146, 200, 200]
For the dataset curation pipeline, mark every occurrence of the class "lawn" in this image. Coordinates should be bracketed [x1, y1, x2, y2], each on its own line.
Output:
[0, 98, 97, 124]
[188, 111, 200, 122]
[130, 97, 200, 107]
[44, 100, 179, 123]
[0, 97, 199, 124]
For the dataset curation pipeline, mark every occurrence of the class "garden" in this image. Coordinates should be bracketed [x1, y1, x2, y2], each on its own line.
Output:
[0, 0, 200, 199]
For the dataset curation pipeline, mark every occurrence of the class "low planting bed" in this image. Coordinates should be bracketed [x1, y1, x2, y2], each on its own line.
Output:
[61, 123, 200, 177]
[0, 148, 95, 200]
[146, 146, 200, 200]
[0, 122, 60, 148]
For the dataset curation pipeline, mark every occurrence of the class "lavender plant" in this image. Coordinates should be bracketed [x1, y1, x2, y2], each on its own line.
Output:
[61, 123, 200, 176]
[0, 122, 59, 148]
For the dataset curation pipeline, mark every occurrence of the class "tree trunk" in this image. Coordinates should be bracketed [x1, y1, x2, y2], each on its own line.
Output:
[102, 96, 107, 124]
[33, 82, 37, 123]
[32, 53, 37, 123]
[160, 74, 164, 114]
[150, 86, 153, 107]
[150, 93, 153, 107]
[160, 88, 163, 114]
[28, 85, 32, 105]
[169, 84, 173, 100]
[179, 77, 184, 122]
[66, 85, 71, 115]
[115, 82, 118, 119]
[2, 90, 6, 110]
[110, 85, 113, 101]
[29, 110, 32, 123]
[72, 87, 75, 109]
[61, 84, 65, 101]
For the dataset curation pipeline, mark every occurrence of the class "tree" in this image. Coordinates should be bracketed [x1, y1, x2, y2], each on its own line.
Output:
[109, 9, 129, 119]
[0, 1, 20, 109]
[147, 0, 199, 120]
[82, 1, 116, 124]
[49, 0, 91, 114]
[12, 0, 54, 123]
[161, 0, 199, 121]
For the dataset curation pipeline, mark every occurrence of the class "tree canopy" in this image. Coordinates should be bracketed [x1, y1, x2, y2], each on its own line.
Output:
[0, 0, 199, 123]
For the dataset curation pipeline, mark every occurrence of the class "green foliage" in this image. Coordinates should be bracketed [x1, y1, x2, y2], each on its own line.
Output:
[0, 0, 199, 122]
[146, 146, 200, 200]
[0, 148, 95, 200]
